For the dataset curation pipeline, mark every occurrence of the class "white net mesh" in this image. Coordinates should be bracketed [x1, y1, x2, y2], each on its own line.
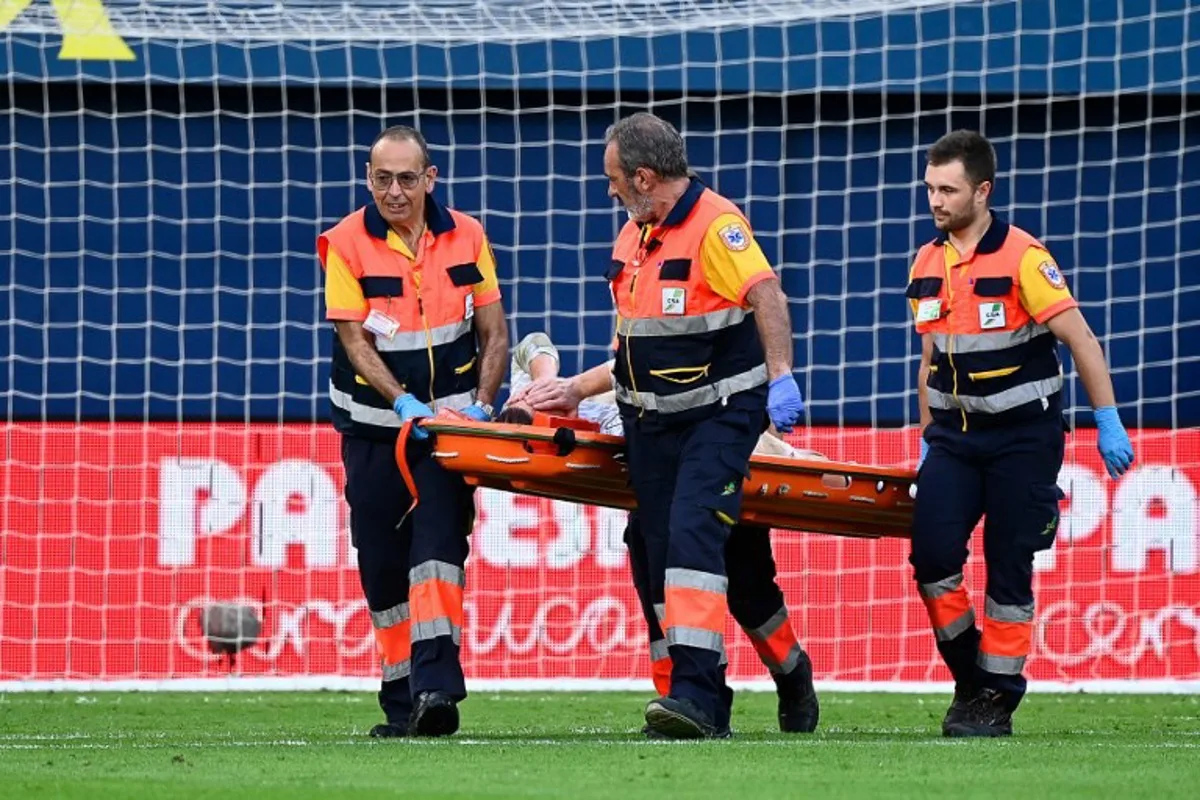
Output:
[1, 0, 1197, 689]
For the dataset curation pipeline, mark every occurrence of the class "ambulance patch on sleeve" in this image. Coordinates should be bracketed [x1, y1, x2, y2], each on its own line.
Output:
[1038, 261, 1066, 290]
[718, 223, 750, 252]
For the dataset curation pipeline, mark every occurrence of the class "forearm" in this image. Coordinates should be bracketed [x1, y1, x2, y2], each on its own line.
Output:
[475, 327, 510, 406]
[917, 367, 932, 428]
[747, 281, 794, 381]
[335, 322, 407, 403]
[570, 361, 615, 400]
[1071, 333, 1118, 409]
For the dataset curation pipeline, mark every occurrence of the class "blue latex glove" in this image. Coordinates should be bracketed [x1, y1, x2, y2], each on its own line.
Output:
[1095, 406, 1134, 479]
[461, 403, 492, 423]
[917, 438, 930, 470]
[766, 374, 805, 433]
[393, 394, 433, 440]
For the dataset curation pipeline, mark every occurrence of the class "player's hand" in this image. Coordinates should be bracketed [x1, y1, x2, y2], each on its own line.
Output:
[917, 438, 930, 470]
[766, 374, 805, 433]
[393, 394, 433, 440]
[524, 377, 582, 415]
[1094, 406, 1134, 479]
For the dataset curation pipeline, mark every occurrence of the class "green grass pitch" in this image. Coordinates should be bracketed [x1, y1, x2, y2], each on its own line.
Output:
[1, 691, 1198, 798]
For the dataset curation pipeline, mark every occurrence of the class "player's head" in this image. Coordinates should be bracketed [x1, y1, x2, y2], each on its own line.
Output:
[496, 405, 535, 425]
[603, 112, 690, 224]
[366, 126, 437, 231]
[924, 130, 996, 233]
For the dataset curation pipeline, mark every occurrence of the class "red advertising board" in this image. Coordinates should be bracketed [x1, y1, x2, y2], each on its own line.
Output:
[1, 424, 1197, 686]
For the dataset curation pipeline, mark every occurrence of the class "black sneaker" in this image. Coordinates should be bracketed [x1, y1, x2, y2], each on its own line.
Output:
[409, 691, 460, 738]
[368, 721, 408, 738]
[644, 696, 731, 740]
[943, 688, 1013, 738]
[941, 684, 975, 736]
[777, 651, 819, 733]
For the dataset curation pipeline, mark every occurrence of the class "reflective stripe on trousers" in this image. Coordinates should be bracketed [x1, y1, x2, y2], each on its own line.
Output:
[977, 595, 1034, 675]
[663, 567, 728, 655]
[409, 560, 465, 646]
[371, 601, 411, 682]
[745, 605, 804, 675]
[918, 572, 977, 642]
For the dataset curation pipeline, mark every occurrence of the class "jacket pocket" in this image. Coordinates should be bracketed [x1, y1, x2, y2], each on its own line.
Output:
[659, 259, 691, 281]
[649, 364, 711, 385]
[905, 277, 944, 298]
[447, 262, 484, 287]
[968, 365, 1021, 381]
[973, 277, 1013, 297]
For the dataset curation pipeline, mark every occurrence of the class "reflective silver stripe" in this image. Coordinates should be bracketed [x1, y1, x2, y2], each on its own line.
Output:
[411, 618, 462, 645]
[666, 626, 725, 653]
[931, 322, 1050, 355]
[615, 364, 768, 414]
[649, 638, 669, 662]
[431, 389, 477, 412]
[330, 383, 402, 428]
[926, 375, 1063, 415]
[371, 602, 410, 630]
[748, 606, 788, 640]
[409, 560, 466, 587]
[918, 573, 964, 600]
[772, 643, 804, 675]
[653, 603, 666, 624]
[373, 320, 472, 352]
[381, 659, 411, 681]
[329, 382, 476, 426]
[985, 596, 1035, 623]
[665, 567, 728, 595]
[977, 651, 1026, 675]
[618, 307, 751, 337]
[934, 608, 977, 642]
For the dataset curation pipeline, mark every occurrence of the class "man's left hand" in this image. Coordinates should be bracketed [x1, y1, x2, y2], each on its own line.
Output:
[524, 377, 582, 415]
[767, 374, 805, 433]
[1095, 406, 1135, 479]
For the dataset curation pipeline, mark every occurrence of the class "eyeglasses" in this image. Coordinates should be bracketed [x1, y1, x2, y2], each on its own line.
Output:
[370, 170, 427, 191]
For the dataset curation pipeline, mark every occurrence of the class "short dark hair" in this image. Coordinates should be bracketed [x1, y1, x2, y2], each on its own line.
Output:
[496, 406, 535, 426]
[369, 125, 431, 168]
[604, 112, 690, 180]
[927, 130, 996, 187]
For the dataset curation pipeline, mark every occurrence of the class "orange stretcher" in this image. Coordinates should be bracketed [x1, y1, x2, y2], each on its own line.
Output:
[400, 412, 916, 539]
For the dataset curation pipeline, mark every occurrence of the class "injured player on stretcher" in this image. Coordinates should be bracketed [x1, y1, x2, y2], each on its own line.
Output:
[500, 332, 824, 460]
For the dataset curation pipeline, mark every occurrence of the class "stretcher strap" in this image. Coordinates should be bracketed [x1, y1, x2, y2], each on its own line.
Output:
[397, 409, 470, 522]
[397, 416, 420, 522]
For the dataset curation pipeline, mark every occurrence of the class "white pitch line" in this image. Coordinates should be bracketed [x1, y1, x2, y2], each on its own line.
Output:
[1, 738, 1198, 751]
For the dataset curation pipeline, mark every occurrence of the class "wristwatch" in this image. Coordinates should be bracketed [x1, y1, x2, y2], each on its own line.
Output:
[472, 400, 495, 419]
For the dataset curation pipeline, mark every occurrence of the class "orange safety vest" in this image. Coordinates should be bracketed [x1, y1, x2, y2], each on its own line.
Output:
[907, 217, 1064, 432]
[608, 179, 767, 424]
[318, 200, 483, 440]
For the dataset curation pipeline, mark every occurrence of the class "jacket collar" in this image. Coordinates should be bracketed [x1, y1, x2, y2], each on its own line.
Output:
[363, 195, 456, 241]
[933, 213, 1009, 255]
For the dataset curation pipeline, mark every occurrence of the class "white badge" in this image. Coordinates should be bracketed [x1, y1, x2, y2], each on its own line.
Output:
[363, 309, 400, 339]
[662, 287, 686, 315]
[464, 293, 475, 320]
[978, 302, 1006, 330]
[915, 298, 942, 323]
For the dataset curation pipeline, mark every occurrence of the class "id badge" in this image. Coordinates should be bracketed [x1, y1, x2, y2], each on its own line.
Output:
[363, 309, 400, 339]
[915, 299, 943, 323]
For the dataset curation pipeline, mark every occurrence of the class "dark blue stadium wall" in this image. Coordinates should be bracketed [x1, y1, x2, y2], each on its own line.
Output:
[2, 0, 1197, 427]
